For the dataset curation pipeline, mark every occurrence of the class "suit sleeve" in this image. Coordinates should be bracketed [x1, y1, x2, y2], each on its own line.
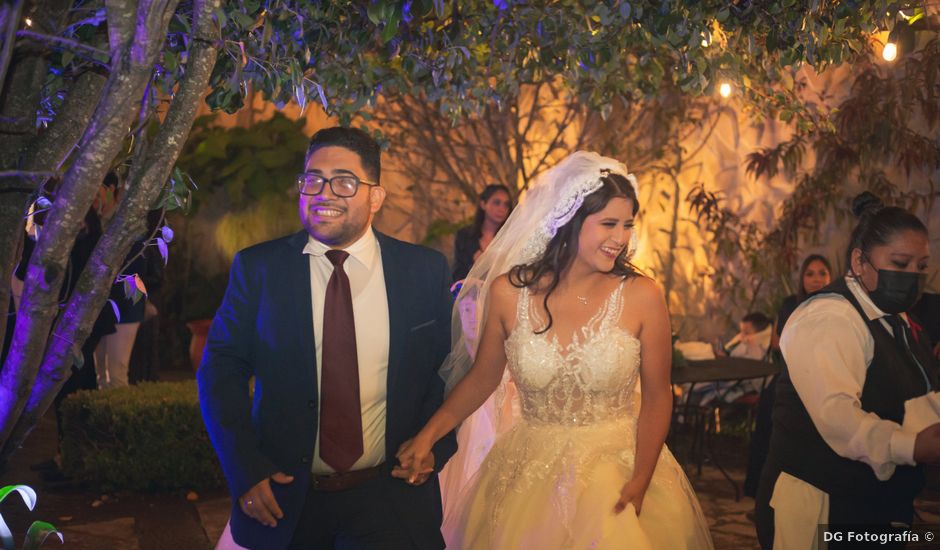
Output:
[425, 254, 458, 470]
[197, 251, 278, 499]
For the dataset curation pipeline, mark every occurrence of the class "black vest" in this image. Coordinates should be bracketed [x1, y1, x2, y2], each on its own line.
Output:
[769, 277, 938, 500]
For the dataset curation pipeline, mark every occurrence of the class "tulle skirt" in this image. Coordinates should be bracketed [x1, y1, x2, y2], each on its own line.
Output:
[443, 416, 713, 549]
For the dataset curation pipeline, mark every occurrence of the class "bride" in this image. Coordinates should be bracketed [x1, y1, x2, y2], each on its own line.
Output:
[395, 151, 713, 549]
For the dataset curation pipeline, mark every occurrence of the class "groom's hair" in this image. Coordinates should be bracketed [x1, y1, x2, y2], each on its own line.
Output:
[510, 172, 640, 333]
[306, 126, 382, 184]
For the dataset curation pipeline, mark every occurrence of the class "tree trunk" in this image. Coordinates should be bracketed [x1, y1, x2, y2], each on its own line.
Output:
[0, 0, 219, 461]
[0, 70, 107, 355]
[0, 0, 99, 354]
[0, 0, 25, 92]
[0, 25, 49, 361]
[0, 0, 178, 450]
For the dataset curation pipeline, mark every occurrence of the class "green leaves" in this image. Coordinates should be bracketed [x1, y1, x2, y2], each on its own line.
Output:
[159, 167, 196, 214]
[174, 112, 306, 212]
[0, 485, 60, 550]
[187, 0, 889, 124]
[59, 381, 227, 491]
[23, 522, 62, 550]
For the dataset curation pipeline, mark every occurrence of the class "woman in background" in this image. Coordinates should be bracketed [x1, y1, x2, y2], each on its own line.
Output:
[773, 254, 833, 348]
[452, 184, 513, 282]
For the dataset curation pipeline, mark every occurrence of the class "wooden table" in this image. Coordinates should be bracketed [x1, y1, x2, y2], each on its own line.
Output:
[670, 357, 780, 500]
[672, 357, 780, 384]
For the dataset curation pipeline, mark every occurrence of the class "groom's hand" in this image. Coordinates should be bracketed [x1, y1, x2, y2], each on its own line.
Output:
[239, 472, 294, 527]
[392, 437, 435, 485]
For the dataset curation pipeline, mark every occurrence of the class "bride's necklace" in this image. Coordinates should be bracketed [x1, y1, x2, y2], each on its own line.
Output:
[577, 295, 589, 306]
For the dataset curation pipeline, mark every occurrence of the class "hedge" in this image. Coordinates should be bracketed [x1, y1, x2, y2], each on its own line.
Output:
[60, 380, 225, 491]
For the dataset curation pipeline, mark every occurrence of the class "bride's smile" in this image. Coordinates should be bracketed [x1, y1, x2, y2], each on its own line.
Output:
[574, 197, 634, 273]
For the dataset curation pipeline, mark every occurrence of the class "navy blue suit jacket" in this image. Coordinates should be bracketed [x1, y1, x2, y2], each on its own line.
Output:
[198, 229, 457, 549]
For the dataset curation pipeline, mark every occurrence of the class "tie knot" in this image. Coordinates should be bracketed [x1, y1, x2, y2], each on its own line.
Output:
[884, 314, 907, 339]
[325, 249, 349, 267]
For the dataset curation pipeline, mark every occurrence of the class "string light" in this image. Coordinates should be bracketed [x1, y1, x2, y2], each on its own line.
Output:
[719, 82, 732, 98]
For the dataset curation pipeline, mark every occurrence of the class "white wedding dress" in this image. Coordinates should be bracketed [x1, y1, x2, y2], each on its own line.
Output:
[444, 281, 714, 549]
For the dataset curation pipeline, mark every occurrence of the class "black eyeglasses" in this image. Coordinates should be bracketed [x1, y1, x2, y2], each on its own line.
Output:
[296, 173, 379, 197]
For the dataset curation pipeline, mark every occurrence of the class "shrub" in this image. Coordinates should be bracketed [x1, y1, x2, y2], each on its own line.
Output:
[60, 380, 225, 491]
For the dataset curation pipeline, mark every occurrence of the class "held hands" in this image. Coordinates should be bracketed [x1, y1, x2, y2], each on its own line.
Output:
[238, 472, 294, 527]
[914, 422, 940, 464]
[392, 437, 435, 486]
[613, 478, 649, 515]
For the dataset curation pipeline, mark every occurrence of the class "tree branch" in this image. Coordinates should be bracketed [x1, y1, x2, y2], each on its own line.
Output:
[15, 30, 110, 64]
[0, 170, 55, 179]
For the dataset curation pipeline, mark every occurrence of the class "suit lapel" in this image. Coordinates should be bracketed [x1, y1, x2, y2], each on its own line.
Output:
[377, 231, 407, 410]
[285, 231, 318, 391]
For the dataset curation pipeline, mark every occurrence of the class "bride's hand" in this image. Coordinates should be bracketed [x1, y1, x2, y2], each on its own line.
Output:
[393, 436, 435, 485]
[613, 478, 649, 515]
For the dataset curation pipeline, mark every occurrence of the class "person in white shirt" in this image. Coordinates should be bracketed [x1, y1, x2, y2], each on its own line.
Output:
[754, 192, 939, 549]
[690, 312, 773, 406]
[723, 312, 774, 361]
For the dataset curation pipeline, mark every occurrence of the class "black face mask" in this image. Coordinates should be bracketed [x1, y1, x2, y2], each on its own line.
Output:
[858, 264, 926, 314]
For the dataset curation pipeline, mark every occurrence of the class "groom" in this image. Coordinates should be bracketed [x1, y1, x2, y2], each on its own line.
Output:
[198, 126, 457, 549]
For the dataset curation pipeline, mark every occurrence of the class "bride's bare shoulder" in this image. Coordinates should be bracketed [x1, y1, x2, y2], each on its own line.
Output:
[489, 273, 519, 301]
[623, 275, 665, 305]
[487, 274, 524, 329]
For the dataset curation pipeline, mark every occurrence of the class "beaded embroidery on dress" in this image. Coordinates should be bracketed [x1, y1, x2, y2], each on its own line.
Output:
[444, 280, 714, 549]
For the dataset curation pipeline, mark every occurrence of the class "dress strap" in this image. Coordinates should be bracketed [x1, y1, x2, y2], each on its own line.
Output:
[516, 285, 531, 330]
[601, 277, 628, 329]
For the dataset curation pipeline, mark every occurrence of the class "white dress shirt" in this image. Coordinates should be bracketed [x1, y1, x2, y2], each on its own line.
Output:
[779, 275, 917, 482]
[303, 229, 390, 474]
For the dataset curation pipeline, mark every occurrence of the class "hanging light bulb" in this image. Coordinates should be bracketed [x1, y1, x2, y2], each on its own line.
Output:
[719, 82, 732, 98]
[882, 41, 898, 61]
[883, 25, 899, 62]
[24, 17, 32, 27]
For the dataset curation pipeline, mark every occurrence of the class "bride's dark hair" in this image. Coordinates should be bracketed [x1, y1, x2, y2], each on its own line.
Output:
[508, 172, 641, 333]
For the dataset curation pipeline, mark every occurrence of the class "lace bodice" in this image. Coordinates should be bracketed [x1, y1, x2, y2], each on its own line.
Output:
[505, 280, 641, 426]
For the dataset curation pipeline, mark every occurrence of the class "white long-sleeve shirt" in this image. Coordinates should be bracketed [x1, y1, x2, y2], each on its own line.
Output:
[779, 275, 917, 481]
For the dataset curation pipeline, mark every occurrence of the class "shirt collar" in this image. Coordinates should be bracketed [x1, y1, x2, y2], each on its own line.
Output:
[844, 274, 890, 321]
[302, 228, 379, 271]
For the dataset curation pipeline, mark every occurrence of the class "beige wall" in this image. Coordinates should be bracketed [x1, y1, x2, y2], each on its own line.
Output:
[189, 68, 939, 340]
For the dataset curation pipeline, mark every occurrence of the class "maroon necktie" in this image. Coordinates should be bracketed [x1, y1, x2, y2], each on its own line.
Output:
[318, 250, 363, 472]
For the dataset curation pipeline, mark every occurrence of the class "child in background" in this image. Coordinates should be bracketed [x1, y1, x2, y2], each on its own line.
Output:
[694, 312, 773, 405]
[719, 312, 773, 361]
